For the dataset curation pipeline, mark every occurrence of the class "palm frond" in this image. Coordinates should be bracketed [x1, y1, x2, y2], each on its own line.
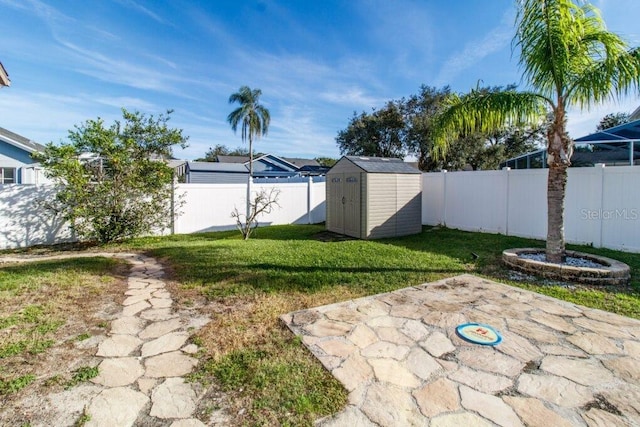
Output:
[568, 46, 640, 107]
[432, 90, 549, 159]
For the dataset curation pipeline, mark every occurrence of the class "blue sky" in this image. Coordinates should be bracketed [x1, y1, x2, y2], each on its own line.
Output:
[1, 0, 639, 160]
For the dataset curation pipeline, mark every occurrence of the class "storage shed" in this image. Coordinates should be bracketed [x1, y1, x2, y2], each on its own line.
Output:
[326, 156, 422, 239]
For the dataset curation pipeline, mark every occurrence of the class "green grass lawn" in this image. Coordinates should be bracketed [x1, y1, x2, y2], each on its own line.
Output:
[117, 224, 640, 426]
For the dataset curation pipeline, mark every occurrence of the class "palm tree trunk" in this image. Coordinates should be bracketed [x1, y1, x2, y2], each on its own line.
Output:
[246, 135, 253, 220]
[546, 103, 569, 264]
[546, 163, 567, 263]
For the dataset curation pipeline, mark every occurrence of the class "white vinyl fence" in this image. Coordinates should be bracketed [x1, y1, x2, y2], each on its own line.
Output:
[422, 165, 640, 252]
[0, 184, 75, 249]
[173, 179, 326, 234]
[3, 168, 640, 252]
[0, 178, 326, 249]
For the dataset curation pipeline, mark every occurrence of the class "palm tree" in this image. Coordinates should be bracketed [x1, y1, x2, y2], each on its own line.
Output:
[432, 0, 640, 263]
[227, 86, 271, 178]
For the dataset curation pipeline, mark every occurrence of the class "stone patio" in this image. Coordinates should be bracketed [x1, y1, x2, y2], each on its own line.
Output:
[281, 274, 640, 426]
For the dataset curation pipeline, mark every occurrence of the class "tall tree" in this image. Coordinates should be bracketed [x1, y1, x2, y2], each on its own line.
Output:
[432, 0, 640, 263]
[596, 112, 631, 131]
[337, 101, 406, 158]
[34, 109, 188, 243]
[196, 144, 229, 161]
[227, 86, 271, 177]
[402, 85, 452, 169]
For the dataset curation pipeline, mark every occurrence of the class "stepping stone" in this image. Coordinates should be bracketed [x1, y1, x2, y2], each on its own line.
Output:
[122, 301, 151, 317]
[128, 278, 150, 289]
[141, 332, 189, 358]
[150, 377, 197, 419]
[122, 291, 153, 306]
[92, 357, 144, 387]
[170, 420, 206, 427]
[110, 316, 146, 335]
[413, 378, 460, 418]
[360, 382, 424, 427]
[145, 351, 198, 378]
[139, 318, 182, 339]
[96, 335, 143, 357]
[182, 344, 199, 354]
[140, 308, 177, 321]
[150, 298, 172, 308]
[430, 413, 493, 427]
[460, 385, 524, 427]
[421, 331, 455, 357]
[152, 290, 171, 299]
[85, 387, 148, 427]
[317, 406, 376, 427]
[138, 377, 158, 395]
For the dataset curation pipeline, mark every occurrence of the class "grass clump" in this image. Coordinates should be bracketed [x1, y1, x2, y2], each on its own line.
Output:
[66, 366, 99, 389]
[0, 374, 36, 395]
[209, 331, 347, 426]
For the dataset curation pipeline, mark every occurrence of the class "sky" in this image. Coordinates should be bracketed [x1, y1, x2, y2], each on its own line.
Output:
[1, 0, 639, 161]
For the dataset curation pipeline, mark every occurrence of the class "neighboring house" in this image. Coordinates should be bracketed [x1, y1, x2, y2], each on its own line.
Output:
[167, 159, 187, 182]
[186, 161, 248, 183]
[185, 154, 329, 183]
[0, 127, 49, 184]
[0, 61, 9, 87]
[500, 119, 640, 169]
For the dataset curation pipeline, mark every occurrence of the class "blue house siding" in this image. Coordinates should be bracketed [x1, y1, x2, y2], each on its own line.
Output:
[188, 171, 248, 184]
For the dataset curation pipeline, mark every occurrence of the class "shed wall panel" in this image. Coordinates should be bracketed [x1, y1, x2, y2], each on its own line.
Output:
[366, 174, 399, 239]
[396, 174, 423, 236]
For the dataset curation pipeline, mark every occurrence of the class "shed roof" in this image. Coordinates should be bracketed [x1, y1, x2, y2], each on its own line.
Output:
[343, 156, 422, 174]
[0, 126, 45, 153]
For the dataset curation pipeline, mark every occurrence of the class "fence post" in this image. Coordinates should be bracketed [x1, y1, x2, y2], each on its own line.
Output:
[441, 170, 447, 226]
[597, 163, 606, 248]
[307, 176, 313, 224]
[503, 167, 511, 236]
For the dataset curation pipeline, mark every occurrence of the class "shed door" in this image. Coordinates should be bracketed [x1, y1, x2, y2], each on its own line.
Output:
[343, 174, 361, 237]
[328, 174, 344, 234]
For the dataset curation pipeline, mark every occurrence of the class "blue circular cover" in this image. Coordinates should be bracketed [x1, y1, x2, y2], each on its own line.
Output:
[455, 322, 503, 346]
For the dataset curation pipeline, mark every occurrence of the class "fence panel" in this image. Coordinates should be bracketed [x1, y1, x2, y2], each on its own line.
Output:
[0, 184, 73, 249]
[600, 167, 640, 252]
[421, 166, 640, 252]
[505, 169, 547, 240]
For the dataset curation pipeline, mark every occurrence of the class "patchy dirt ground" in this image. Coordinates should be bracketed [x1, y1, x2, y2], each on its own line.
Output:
[0, 255, 233, 426]
[0, 259, 128, 426]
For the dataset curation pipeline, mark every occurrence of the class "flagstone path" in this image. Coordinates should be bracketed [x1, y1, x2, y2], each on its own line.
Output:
[1, 252, 214, 427]
[282, 274, 640, 427]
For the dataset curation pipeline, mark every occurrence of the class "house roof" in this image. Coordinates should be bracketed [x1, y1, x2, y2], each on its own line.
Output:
[187, 161, 248, 173]
[630, 105, 640, 121]
[283, 157, 320, 167]
[216, 155, 250, 163]
[575, 119, 640, 142]
[0, 62, 9, 87]
[343, 156, 422, 174]
[0, 126, 45, 153]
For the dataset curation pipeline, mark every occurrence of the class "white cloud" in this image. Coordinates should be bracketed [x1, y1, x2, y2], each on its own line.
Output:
[113, 0, 167, 25]
[436, 8, 515, 86]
